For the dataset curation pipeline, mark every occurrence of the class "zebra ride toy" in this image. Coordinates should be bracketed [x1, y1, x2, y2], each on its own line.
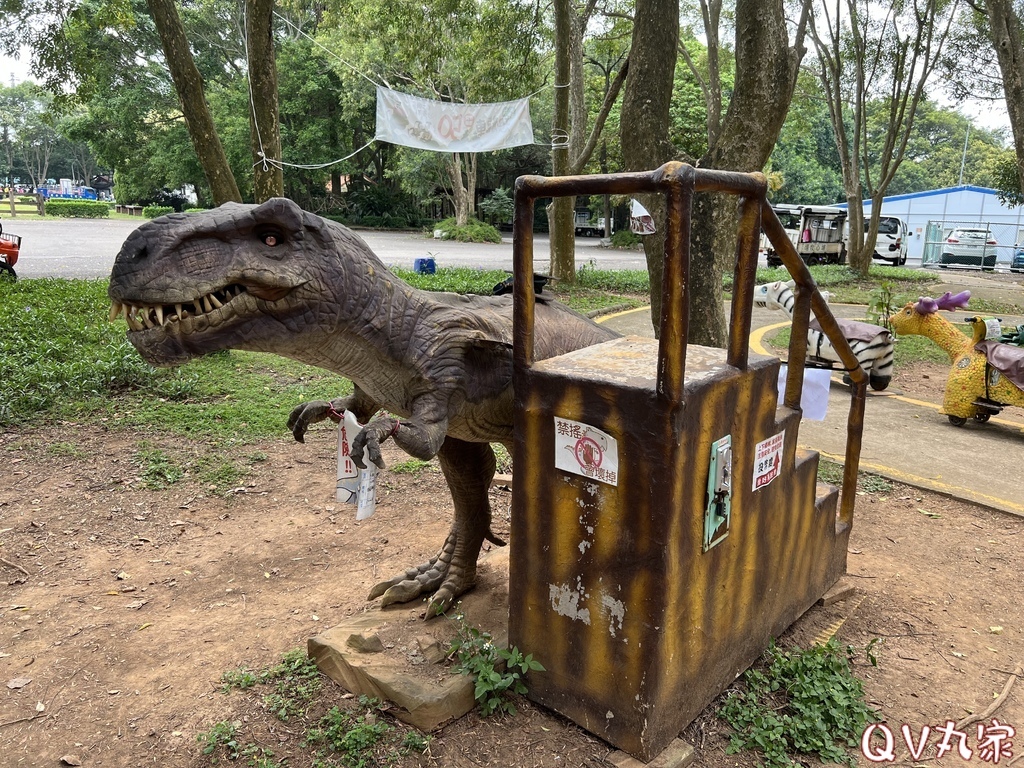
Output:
[889, 291, 1024, 425]
[754, 280, 894, 390]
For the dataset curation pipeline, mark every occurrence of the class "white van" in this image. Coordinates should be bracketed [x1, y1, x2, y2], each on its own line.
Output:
[847, 216, 908, 266]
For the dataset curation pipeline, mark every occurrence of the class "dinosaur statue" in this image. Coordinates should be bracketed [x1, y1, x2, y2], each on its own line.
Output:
[889, 291, 1024, 425]
[108, 197, 619, 616]
[753, 280, 894, 390]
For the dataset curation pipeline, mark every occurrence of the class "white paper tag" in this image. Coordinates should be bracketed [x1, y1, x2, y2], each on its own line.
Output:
[336, 411, 361, 504]
[356, 464, 378, 521]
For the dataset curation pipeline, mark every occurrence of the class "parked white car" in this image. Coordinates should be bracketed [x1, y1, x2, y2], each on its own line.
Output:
[939, 227, 998, 270]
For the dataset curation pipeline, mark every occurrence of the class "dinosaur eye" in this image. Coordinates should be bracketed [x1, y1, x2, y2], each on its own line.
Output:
[257, 228, 283, 247]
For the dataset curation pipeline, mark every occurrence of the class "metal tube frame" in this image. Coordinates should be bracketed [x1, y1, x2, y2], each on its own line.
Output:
[512, 162, 865, 529]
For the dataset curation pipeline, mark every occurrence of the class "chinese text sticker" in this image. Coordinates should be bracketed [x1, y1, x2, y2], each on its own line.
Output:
[553, 417, 619, 486]
[752, 430, 785, 491]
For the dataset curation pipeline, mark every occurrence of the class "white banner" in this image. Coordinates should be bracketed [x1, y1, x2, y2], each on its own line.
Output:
[375, 86, 535, 152]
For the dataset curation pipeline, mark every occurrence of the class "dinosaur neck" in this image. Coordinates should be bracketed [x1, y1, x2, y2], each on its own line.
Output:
[922, 314, 971, 361]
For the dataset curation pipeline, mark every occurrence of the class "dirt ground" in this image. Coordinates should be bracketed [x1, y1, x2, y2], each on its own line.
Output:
[2, 363, 1022, 768]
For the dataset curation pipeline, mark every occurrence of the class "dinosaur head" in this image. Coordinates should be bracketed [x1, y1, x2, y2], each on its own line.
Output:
[108, 198, 349, 366]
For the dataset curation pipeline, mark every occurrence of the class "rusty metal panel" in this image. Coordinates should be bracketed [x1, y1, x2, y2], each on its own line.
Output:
[508, 163, 861, 761]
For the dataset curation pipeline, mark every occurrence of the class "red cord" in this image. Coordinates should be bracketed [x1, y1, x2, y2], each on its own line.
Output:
[326, 404, 344, 422]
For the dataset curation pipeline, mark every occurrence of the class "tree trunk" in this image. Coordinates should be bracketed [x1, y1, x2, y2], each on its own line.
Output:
[448, 153, 470, 226]
[984, 0, 1024, 196]
[147, 0, 242, 205]
[686, 0, 807, 346]
[620, 0, 679, 332]
[549, 0, 577, 283]
[246, 0, 284, 202]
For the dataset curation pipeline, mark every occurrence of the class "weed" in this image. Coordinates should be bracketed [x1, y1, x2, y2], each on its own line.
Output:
[400, 730, 431, 754]
[817, 459, 892, 495]
[447, 609, 545, 716]
[305, 704, 392, 766]
[46, 442, 88, 459]
[817, 458, 844, 486]
[220, 666, 259, 691]
[491, 443, 513, 475]
[718, 638, 880, 767]
[388, 458, 434, 474]
[867, 280, 897, 328]
[196, 720, 241, 761]
[219, 649, 323, 722]
[247, 451, 269, 464]
[199, 459, 247, 491]
[135, 445, 185, 489]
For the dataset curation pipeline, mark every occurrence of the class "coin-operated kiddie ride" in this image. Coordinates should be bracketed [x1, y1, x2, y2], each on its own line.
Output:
[508, 163, 868, 762]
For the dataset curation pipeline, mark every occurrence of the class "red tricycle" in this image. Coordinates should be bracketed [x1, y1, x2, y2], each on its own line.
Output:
[0, 219, 21, 279]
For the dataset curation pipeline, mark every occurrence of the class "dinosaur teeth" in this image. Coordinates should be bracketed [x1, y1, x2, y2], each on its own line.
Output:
[110, 285, 247, 332]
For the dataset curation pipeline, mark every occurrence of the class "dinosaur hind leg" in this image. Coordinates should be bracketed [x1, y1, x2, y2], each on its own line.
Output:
[367, 437, 501, 618]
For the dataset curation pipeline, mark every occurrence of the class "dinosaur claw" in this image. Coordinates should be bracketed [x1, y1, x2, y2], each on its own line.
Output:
[426, 590, 455, 619]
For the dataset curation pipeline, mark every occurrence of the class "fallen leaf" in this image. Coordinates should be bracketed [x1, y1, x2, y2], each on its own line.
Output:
[137, 622, 152, 631]
[35, 701, 45, 712]
[989, 626, 1003, 634]
[7, 677, 31, 689]
[124, 600, 148, 610]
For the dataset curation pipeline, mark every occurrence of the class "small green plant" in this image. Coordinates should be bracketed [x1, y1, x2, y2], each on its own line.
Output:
[388, 458, 434, 474]
[305, 704, 392, 766]
[197, 720, 241, 761]
[718, 638, 880, 767]
[46, 442, 88, 459]
[135, 444, 185, 489]
[609, 229, 641, 248]
[219, 649, 323, 722]
[431, 216, 502, 243]
[447, 608, 545, 716]
[400, 730, 431, 754]
[866, 279, 897, 328]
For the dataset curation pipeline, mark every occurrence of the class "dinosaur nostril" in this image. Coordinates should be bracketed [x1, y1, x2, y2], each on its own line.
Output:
[134, 245, 148, 261]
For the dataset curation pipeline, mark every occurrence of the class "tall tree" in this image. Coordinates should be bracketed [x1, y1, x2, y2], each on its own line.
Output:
[246, 0, 284, 200]
[809, 0, 959, 275]
[619, 0, 678, 330]
[147, 0, 242, 204]
[623, 0, 811, 345]
[967, 0, 1024, 197]
[548, 0, 629, 283]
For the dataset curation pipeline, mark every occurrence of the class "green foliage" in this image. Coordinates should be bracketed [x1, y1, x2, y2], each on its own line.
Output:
[44, 199, 110, 218]
[609, 229, 642, 248]
[304, 704, 392, 767]
[0, 278, 350, 436]
[197, 720, 241, 761]
[143, 205, 174, 219]
[477, 187, 514, 224]
[432, 217, 503, 243]
[575, 264, 650, 293]
[392, 266, 508, 295]
[220, 649, 323, 722]
[135, 444, 185, 489]
[816, 459, 892, 495]
[447, 608, 545, 716]
[400, 730, 431, 754]
[388, 458, 435, 474]
[719, 639, 880, 767]
[491, 443, 512, 474]
[866, 280, 897, 328]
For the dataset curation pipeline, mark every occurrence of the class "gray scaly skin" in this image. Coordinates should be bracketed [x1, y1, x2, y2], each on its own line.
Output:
[108, 198, 619, 617]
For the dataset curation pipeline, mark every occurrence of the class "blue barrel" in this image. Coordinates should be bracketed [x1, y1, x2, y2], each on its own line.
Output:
[413, 257, 436, 274]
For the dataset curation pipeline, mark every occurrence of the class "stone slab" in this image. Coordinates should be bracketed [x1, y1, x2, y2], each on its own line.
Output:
[816, 577, 857, 607]
[308, 546, 510, 732]
[606, 739, 695, 768]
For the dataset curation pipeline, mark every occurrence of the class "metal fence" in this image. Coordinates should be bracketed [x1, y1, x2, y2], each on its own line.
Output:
[922, 219, 1024, 270]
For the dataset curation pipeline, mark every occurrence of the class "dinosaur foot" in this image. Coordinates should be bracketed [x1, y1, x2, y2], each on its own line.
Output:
[367, 539, 475, 619]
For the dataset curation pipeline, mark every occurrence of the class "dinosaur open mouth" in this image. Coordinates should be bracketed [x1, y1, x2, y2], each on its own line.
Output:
[109, 284, 248, 331]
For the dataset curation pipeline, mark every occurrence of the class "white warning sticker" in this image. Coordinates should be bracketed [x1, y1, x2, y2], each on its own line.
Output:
[752, 430, 785, 491]
[553, 417, 619, 486]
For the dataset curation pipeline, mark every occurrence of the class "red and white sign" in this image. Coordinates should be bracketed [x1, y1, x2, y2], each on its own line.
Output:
[553, 417, 619, 486]
[752, 430, 785, 491]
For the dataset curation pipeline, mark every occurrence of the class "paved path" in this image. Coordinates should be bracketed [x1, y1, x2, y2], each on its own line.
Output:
[7, 218, 650, 279]
[599, 303, 1024, 518]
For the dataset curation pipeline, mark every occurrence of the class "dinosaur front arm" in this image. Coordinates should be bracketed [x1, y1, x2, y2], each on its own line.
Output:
[286, 385, 380, 443]
[351, 393, 450, 469]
